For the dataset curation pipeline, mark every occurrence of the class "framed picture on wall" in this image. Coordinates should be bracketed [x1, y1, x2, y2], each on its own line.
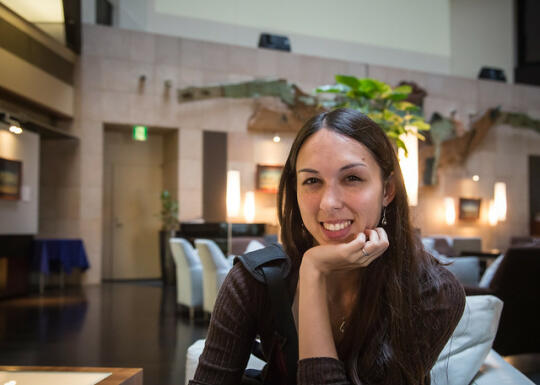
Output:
[256, 164, 283, 193]
[459, 198, 481, 220]
[0, 157, 22, 200]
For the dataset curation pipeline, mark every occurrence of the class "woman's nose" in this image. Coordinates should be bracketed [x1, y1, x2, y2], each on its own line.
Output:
[319, 185, 343, 211]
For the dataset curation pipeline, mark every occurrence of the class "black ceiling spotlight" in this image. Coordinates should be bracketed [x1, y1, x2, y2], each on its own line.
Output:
[258, 33, 291, 52]
[0, 112, 23, 135]
[478, 67, 507, 82]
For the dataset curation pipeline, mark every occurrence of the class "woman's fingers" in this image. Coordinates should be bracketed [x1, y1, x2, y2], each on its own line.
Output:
[357, 227, 389, 266]
[303, 228, 390, 273]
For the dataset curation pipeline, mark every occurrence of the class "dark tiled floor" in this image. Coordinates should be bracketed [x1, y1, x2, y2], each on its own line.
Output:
[0, 282, 208, 385]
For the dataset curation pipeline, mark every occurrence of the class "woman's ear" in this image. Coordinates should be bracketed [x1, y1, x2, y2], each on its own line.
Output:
[383, 174, 396, 206]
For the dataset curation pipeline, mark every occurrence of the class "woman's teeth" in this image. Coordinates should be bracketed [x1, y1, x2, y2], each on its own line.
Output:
[322, 220, 352, 231]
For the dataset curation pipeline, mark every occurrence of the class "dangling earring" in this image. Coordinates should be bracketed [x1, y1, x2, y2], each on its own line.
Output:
[381, 206, 387, 226]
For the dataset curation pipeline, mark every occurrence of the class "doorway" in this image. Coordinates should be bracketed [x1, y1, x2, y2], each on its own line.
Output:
[102, 126, 178, 280]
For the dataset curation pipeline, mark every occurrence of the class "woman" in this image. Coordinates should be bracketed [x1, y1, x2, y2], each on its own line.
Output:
[190, 108, 465, 385]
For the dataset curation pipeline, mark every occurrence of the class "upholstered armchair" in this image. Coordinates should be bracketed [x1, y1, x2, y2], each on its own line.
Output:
[169, 238, 203, 319]
[194, 239, 233, 315]
[465, 245, 540, 356]
[421, 237, 482, 286]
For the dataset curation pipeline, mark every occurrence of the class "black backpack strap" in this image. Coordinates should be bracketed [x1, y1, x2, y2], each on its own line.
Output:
[235, 244, 298, 382]
[234, 243, 291, 285]
[261, 264, 298, 382]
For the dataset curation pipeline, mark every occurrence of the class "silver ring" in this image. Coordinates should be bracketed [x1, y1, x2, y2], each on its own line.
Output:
[361, 248, 369, 258]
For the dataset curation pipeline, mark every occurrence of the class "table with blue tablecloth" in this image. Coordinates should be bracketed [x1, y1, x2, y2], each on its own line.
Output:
[33, 239, 90, 292]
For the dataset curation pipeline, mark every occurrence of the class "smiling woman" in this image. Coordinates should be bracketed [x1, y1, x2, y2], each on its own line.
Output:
[190, 109, 465, 385]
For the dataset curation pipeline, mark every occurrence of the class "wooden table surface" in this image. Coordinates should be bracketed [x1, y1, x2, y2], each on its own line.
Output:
[0, 366, 143, 385]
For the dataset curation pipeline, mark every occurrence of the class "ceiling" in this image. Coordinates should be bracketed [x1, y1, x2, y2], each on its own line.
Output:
[0, 0, 65, 43]
[1, 0, 63, 23]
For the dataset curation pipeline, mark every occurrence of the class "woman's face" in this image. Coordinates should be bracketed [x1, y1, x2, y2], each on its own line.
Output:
[296, 128, 393, 246]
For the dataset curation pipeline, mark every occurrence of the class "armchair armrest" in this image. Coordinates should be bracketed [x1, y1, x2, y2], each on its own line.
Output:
[464, 286, 495, 296]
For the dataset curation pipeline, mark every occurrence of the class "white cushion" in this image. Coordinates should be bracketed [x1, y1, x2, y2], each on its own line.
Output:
[479, 254, 504, 288]
[431, 295, 503, 385]
[470, 350, 535, 385]
[185, 339, 265, 385]
[245, 240, 266, 253]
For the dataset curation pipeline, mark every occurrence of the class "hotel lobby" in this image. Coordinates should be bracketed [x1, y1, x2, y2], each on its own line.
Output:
[0, 0, 539, 384]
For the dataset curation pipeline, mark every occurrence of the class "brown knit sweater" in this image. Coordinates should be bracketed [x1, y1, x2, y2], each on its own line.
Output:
[189, 261, 465, 385]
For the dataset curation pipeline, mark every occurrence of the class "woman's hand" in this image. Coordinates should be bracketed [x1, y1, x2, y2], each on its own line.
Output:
[301, 228, 389, 275]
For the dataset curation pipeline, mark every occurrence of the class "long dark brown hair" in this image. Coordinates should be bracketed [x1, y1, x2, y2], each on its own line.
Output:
[277, 108, 446, 384]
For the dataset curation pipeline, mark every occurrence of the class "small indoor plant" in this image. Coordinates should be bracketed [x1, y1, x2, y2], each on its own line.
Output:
[159, 190, 179, 285]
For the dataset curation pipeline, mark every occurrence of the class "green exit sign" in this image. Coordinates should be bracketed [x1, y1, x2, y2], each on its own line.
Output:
[133, 125, 147, 141]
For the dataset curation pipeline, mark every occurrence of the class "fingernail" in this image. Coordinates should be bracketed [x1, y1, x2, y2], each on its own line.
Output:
[358, 233, 366, 241]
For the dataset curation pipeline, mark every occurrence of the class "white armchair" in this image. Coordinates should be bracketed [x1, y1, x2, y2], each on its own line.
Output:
[169, 238, 203, 319]
[194, 239, 233, 315]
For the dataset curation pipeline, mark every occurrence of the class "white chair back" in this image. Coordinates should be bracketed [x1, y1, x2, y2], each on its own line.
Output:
[169, 238, 203, 317]
[195, 239, 233, 314]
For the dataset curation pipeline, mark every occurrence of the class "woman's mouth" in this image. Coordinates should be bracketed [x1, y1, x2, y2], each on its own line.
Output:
[320, 220, 353, 240]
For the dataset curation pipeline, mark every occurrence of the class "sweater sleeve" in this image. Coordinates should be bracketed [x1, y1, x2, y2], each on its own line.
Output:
[189, 263, 265, 385]
[298, 357, 352, 385]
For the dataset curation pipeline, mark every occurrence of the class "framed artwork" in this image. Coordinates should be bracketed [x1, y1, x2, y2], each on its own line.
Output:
[256, 164, 283, 193]
[459, 198, 481, 220]
[0, 157, 22, 200]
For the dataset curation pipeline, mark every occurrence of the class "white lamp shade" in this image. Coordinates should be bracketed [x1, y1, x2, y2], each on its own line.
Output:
[398, 126, 418, 206]
[226, 170, 241, 218]
[444, 197, 456, 225]
[494, 182, 507, 221]
[488, 199, 498, 226]
[243, 191, 255, 223]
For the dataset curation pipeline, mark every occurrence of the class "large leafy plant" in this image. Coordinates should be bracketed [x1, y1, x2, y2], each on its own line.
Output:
[316, 75, 429, 154]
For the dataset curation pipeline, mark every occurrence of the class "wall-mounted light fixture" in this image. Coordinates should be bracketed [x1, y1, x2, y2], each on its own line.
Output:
[488, 199, 498, 226]
[444, 197, 456, 225]
[472, 175, 480, 182]
[398, 126, 418, 206]
[272, 133, 281, 143]
[493, 182, 507, 221]
[243, 191, 255, 223]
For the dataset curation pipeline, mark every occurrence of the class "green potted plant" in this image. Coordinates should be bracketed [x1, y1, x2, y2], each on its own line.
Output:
[159, 190, 179, 285]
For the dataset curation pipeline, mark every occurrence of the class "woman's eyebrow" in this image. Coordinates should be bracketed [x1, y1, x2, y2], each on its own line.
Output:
[340, 163, 367, 171]
[297, 168, 319, 174]
[297, 163, 367, 174]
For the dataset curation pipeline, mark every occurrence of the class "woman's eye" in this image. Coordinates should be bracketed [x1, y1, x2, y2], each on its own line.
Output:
[346, 175, 363, 182]
[302, 177, 320, 185]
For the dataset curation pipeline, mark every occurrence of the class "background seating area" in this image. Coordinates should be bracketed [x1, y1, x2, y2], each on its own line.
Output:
[169, 237, 268, 317]
[423, 235, 540, 374]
